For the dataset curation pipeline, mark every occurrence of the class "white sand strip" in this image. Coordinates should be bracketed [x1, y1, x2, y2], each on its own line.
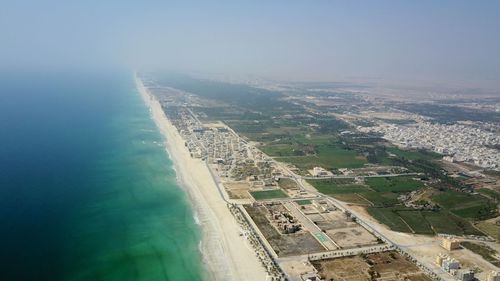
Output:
[135, 75, 268, 281]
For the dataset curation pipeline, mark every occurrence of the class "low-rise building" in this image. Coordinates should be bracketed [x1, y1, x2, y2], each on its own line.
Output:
[456, 269, 474, 281]
[441, 237, 460, 251]
[487, 271, 500, 281]
[441, 257, 460, 272]
[310, 166, 333, 177]
[435, 253, 448, 266]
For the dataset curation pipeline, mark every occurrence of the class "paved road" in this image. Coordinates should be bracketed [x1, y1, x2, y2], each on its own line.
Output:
[203, 123, 451, 280]
[301, 172, 423, 180]
[277, 244, 395, 263]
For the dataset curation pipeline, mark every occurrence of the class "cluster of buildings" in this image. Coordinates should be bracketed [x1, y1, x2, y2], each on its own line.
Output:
[149, 83, 499, 281]
[167, 107, 244, 163]
[360, 122, 500, 169]
[309, 166, 334, 177]
[435, 254, 474, 281]
[268, 207, 302, 234]
[435, 238, 500, 281]
[487, 271, 500, 281]
[399, 192, 439, 210]
[163, 105, 282, 186]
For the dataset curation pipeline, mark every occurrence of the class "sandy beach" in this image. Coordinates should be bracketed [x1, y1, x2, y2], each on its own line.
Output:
[135, 75, 267, 281]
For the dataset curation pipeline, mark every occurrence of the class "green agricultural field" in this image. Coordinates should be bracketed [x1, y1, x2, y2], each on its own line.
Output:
[423, 211, 484, 236]
[461, 242, 500, 267]
[307, 179, 371, 195]
[250, 189, 289, 200]
[431, 191, 497, 220]
[368, 207, 483, 236]
[386, 147, 442, 161]
[432, 191, 486, 209]
[313, 144, 368, 168]
[452, 205, 497, 219]
[292, 134, 335, 146]
[309, 178, 356, 185]
[296, 199, 312, 205]
[397, 210, 434, 234]
[260, 144, 301, 157]
[475, 221, 500, 240]
[258, 133, 335, 156]
[478, 188, 500, 201]
[330, 193, 371, 205]
[358, 192, 399, 207]
[278, 144, 367, 170]
[365, 176, 424, 193]
[307, 179, 404, 207]
[318, 184, 369, 194]
[367, 208, 411, 233]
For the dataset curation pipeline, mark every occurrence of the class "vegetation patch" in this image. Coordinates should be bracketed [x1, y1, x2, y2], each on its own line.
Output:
[308, 179, 371, 195]
[422, 211, 483, 236]
[367, 208, 412, 233]
[367, 207, 483, 236]
[250, 189, 289, 200]
[397, 211, 434, 234]
[461, 242, 500, 267]
[278, 144, 367, 170]
[296, 199, 312, 205]
[278, 178, 299, 190]
[478, 188, 500, 201]
[260, 144, 302, 157]
[431, 191, 497, 220]
[360, 192, 399, 207]
[475, 221, 500, 240]
[330, 193, 371, 205]
[386, 147, 442, 161]
[366, 176, 424, 193]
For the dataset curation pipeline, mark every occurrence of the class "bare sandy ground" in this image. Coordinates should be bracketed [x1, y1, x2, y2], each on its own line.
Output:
[136, 76, 267, 281]
[349, 206, 499, 280]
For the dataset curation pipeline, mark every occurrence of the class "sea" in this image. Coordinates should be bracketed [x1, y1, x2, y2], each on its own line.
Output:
[0, 71, 204, 281]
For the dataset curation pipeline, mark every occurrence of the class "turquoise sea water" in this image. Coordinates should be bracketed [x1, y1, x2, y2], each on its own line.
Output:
[0, 71, 204, 281]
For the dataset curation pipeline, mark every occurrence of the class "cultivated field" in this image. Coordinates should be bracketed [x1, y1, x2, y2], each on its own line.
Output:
[250, 189, 289, 200]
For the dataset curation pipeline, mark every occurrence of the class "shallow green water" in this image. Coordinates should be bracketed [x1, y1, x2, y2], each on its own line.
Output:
[0, 72, 204, 281]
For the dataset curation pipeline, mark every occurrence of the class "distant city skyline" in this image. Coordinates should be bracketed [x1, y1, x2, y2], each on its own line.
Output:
[1, 0, 500, 89]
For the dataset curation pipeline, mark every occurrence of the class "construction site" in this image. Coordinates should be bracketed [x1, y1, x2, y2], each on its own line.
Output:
[242, 199, 390, 260]
[311, 251, 433, 281]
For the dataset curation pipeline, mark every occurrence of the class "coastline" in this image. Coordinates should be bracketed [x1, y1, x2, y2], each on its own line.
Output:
[135, 75, 267, 281]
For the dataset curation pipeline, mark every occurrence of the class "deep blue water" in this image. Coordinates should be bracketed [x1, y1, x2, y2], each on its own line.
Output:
[0, 71, 204, 281]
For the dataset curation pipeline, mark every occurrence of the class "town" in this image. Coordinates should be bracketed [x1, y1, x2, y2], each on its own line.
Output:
[143, 74, 500, 281]
[360, 122, 499, 169]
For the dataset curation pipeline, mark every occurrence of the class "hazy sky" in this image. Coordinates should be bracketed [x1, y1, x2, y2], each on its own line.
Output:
[2, 0, 500, 88]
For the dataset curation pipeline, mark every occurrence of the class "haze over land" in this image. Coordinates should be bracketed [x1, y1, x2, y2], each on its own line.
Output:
[2, 0, 500, 90]
[2, 1, 500, 281]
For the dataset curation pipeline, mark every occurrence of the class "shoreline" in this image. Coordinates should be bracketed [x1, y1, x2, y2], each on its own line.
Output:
[135, 75, 267, 281]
